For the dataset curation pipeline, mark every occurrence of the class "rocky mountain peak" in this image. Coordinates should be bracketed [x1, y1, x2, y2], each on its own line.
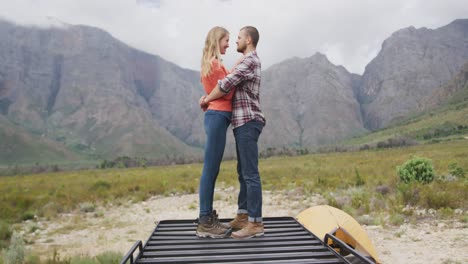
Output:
[358, 19, 468, 130]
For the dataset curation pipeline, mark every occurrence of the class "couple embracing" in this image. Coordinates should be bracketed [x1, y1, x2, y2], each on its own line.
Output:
[197, 26, 265, 239]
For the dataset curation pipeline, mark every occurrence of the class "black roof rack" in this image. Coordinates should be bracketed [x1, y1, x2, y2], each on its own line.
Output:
[121, 216, 374, 264]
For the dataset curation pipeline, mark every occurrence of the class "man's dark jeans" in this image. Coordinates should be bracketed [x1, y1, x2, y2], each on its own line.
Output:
[233, 120, 264, 222]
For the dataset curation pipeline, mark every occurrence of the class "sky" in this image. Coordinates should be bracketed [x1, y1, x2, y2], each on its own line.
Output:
[0, 0, 467, 74]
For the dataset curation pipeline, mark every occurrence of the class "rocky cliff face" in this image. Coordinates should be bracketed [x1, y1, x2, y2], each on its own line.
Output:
[260, 53, 367, 148]
[359, 19, 468, 130]
[0, 20, 203, 159]
[423, 60, 468, 107]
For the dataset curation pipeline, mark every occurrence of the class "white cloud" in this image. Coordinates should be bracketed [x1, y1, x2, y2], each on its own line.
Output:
[0, 0, 467, 74]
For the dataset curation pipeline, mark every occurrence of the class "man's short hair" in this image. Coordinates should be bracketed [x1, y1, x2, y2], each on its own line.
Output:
[241, 26, 259, 47]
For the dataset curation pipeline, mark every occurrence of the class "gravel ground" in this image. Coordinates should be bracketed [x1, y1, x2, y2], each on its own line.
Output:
[19, 188, 468, 264]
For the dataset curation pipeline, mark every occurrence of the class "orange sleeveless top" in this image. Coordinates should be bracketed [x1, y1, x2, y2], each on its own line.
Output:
[201, 59, 234, 112]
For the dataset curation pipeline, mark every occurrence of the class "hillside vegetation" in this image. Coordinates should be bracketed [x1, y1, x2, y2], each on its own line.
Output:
[345, 79, 468, 147]
[0, 116, 82, 165]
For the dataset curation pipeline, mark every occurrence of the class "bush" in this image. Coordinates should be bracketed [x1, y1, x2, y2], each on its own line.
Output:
[438, 207, 454, 218]
[389, 214, 405, 225]
[448, 163, 465, 178]
[95, 251, 122, 264]
[99, 156, 150, 169]
[397, 157, 435, 184]
[422, 189, 457, 209]
[0, 221, 12, 249]
[21, 212, 35, 221]
[89, 180, 111, 191]
[354, 168, 365, 186]
[1, 232, 24, 264]
[350, 191, 370, 213]
[397, 182, 421, 206]
[69, 257, 94, 264]
[44, 249, 71, 264]
[79, 203, 96, 213]
[43, 251, 122, 264]
[376, 136, 418, 149]
[24, 254, 40, 264]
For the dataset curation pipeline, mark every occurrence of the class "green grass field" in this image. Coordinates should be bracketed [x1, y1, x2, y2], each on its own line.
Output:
[1, 139, 466, 227]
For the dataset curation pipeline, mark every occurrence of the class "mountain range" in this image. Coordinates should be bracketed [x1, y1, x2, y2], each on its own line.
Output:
[0, 18, 467, 164]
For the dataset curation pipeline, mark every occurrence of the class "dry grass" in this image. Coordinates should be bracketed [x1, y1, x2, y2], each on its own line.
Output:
[0, 140, 466, 227]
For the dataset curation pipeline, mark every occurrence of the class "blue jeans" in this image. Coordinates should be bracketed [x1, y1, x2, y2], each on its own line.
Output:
[233, 120, 264, 222]
[199, 110, 231, 217]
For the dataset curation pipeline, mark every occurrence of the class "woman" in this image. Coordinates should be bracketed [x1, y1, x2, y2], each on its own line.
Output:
[196, 26, 234, 238]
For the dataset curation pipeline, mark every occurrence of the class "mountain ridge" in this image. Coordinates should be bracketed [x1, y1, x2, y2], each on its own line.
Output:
[358, 19, 468, 130]
[0, 18, 467, 165]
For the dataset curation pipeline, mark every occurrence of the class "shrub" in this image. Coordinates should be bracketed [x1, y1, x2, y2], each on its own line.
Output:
[24, 254, 40, 264]
[324, 193, 339, 209]
[21, 212, 35, 221]
[354, 168, 365, 186]
[45, 249, 70, 264]
[438, 207, 454, 218]
[389, 214, 405, 225]
[69, 256, 95, 264]
[422, 189, 456, 209]
[99, 156, 150, 169]
[376, 136, 417, 149]
[28, 224, 39, 234]
[0, 221, 12, 249]
[2, 232, 25, 264]
[448, 163, 465, 178]
[350, 191, 370, 213]
[397, 157, 435, 184]
[42, 251, 122, 264]
[95, 251, 122, 264]
[397, 183, 421, 206]
[89, 180, 111, 191]
[79, 203, 96, 213]
[398, 180, 465, 210]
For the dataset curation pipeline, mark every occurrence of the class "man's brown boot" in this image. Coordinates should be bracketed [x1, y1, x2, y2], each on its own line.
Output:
[231, 221, 264, 239]
[229, 213, 248, 230]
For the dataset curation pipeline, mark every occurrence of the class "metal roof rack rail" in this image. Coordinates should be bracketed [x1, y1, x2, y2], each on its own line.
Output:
[121, 217, 375, 264]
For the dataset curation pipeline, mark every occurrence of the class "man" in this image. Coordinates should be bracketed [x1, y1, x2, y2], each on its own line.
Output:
[200, 26, 265, 239]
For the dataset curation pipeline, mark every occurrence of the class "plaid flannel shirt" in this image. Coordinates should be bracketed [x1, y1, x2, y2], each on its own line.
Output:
[218, 50, 265, 129]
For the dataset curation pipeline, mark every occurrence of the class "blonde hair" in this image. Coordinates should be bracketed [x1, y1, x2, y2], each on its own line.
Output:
[201, 26, 229, 77]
